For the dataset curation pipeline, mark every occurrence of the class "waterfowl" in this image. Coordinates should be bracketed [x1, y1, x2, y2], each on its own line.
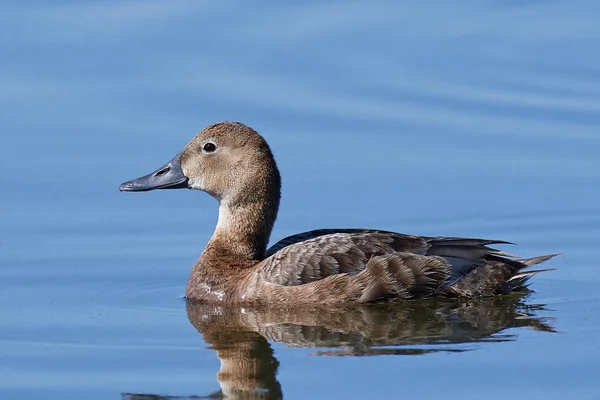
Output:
[120, 122, 556, 304]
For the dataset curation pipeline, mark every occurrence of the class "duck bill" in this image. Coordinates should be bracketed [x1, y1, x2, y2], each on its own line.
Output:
[119, 151, 189, 192]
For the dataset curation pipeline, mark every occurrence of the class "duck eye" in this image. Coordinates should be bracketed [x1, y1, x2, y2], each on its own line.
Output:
[203, 142, 216, 153]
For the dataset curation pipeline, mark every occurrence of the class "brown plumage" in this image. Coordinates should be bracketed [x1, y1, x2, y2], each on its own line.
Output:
[120, 121, 557, 304]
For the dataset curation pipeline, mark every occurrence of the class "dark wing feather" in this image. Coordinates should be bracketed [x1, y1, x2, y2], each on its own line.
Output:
[265, 229, 393, 258]
[424, 236, 518, 285]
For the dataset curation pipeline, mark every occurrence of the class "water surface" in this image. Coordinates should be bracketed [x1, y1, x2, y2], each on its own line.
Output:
[1, 1, 600, 399]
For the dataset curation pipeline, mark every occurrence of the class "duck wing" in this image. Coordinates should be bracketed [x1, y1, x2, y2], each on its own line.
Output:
[261, 229, 556, 299]
[262, 230, 427, 286]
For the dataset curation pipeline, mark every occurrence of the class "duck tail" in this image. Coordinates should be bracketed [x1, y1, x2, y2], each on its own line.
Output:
[498, 254, 559, 293]
[519, 254, 560, 266]
[445, 254, 558, 297]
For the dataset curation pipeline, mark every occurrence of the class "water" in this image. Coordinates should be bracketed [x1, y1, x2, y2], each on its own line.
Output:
[2, 1, 600, 399]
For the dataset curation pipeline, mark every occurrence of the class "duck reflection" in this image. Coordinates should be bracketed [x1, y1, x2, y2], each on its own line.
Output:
[123, 295, 554, 399]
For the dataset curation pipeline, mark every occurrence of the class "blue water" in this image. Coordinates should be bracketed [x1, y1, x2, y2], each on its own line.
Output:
[2, 1, 600, 399]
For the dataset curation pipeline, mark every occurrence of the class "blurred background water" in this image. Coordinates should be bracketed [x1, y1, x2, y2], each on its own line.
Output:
[1, 1, 599, 399]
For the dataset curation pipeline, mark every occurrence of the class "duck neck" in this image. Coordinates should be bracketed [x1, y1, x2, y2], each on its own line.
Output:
[208, 196, 278, 262]
[193, 147, 281, 288]
[188, 194, 279, 299]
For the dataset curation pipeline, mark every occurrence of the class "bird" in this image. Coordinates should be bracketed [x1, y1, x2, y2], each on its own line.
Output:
[120, 122, 556, 304]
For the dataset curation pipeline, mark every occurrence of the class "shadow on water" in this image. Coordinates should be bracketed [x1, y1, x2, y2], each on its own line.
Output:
[123, 294, 555, 399]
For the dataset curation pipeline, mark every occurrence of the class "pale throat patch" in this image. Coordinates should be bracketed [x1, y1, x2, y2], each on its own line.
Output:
[188, 176, 205, 190]
[216, 203, 233, 231]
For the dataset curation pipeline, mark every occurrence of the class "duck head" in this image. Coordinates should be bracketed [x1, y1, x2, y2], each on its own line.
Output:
[119, 121, 281, 205]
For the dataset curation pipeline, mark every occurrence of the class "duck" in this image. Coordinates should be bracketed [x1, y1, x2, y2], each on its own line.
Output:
[119, 121, 556, 304]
